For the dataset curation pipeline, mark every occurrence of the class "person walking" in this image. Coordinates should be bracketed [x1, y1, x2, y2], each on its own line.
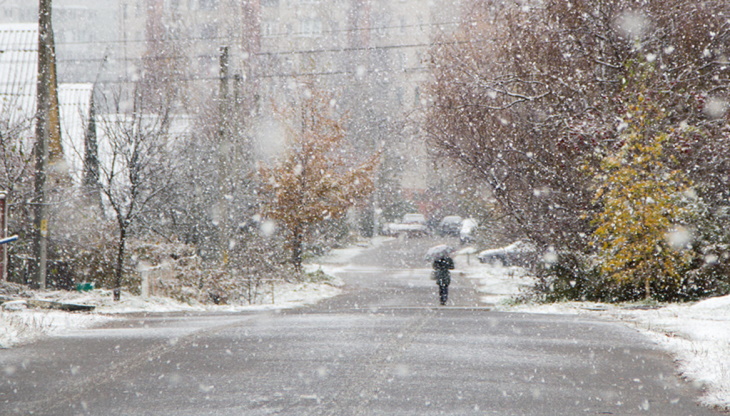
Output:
[433, 254, 455, 305]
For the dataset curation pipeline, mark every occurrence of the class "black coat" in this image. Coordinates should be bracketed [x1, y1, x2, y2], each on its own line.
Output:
[432, 256, 454, 286]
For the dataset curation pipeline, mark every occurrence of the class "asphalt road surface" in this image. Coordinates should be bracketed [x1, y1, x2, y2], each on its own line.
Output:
[0, 236, 725, 415]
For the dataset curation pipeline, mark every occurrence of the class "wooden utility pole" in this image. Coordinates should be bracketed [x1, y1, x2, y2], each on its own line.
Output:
[0, 192, 7, 281]
[217, 46, 230, 265]
[83, 92, 103, 212]
[219, 45, 230, 137]
[32, 0, 59, 288]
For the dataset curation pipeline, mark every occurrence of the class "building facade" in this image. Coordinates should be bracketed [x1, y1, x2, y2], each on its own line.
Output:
[2, 0, 466, 190]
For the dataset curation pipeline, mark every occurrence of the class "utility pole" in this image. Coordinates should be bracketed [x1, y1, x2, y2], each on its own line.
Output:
[31, 0, 57, 288]
[219, 46, 230, 138]
[217, 46, 230, 265]
[83, 92, 104, 213]
[0, 192, 7, 282]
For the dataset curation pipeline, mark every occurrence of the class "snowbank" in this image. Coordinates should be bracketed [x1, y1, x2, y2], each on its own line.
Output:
[456, 250, 730, 411]
[0, 238, 386, 349]
[456, 247, 534, 305]
[613, 297, 730, 410]
[503, 298, 730, 410]
[0, 278, 343, 349]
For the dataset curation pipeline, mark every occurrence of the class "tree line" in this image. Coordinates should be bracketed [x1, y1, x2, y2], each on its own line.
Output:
[425, 0, 730, 301]
[2, 77, 376, 303]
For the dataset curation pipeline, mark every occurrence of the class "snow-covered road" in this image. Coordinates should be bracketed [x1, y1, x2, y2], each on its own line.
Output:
[1, 236, 723, 415]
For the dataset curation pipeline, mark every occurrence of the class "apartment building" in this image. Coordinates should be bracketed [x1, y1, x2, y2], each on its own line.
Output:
[0, 0, 120, 84]
[254, 0, 465, 190]
[2, 0, 465, 189]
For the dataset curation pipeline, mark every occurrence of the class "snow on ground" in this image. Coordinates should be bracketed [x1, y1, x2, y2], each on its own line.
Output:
[2, 238, 729, 410]
[456, 250, 534, 306]
[0, 238, 386, 349]
[454, 247, 730, 411]
[502, 298, 730, 410]
[0, 284, 345, 349]
[0, 276, 344, 349]
[0, 308, 114, 350]
[304, 236, 392, 277]
[613, 298, 730, 410]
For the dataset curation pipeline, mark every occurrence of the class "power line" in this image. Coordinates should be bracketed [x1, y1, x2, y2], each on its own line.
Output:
[52, 19, 470, 48]
[84, 65, 429, 85]
[257, 41, 435, 57]
[54, 37, 472, 81]
[56, 40, 437, 64]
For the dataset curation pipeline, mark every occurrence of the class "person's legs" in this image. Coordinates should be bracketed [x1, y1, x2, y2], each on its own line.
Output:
[439, 284, 448, 305]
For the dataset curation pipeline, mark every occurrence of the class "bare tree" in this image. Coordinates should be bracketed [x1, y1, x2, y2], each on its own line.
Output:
[425, 0, 730, 252]
[0, 113, 36, 282]
[0, 117, 35, 200]
[425, 0, 730, 300]
[95, 87, 179, 300]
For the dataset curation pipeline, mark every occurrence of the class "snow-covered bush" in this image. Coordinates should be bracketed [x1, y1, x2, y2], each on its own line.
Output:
[532, 248, 730, 303]
[531, 253, 607, 302]
[127, 235, 296, 306]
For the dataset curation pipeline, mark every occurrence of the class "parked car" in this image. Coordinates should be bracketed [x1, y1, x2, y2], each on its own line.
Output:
[382, 213, 428, 237]
[438, 215, 463, 236]
[477, 240, 536, 266]
[459, 218, 478, 244]
[402, 213, 427, 225]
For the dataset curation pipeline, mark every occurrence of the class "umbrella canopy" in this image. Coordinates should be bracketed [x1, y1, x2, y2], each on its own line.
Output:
[425, 244, 455, 261]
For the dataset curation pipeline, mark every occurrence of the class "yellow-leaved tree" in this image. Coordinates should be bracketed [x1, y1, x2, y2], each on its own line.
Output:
[591, 82, 693, 300]
[259, 89, 380, 272]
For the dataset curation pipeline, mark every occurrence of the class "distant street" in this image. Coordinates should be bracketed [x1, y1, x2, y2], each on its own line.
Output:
[0, 236, 723, 415]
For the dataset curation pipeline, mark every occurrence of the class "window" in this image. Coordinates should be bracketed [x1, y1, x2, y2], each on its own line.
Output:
[201, 23, 218, 39]
[374, 13, 388, 37]
[199, 0, 218, 10]
[263, 21, 279, 37]
[300, 19, 322, 37]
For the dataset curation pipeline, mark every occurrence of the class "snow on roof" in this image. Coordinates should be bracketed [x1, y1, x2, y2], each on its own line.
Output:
[59, 83, 93, 185]
[0, 23, 94, 185]
[0, 23, 38, 132]
[0, 24, 193, 188]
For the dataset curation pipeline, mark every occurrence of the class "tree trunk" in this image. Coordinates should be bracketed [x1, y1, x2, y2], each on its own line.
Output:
[113, 226, 126, 301]
[291, 230, 303, 274]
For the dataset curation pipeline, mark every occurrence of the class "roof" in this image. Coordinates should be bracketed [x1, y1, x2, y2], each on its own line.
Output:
[0, 24, 191, 188]
[59, 83, 94, 184]
[0, 23, 38, 132]
[0, 23, 93, 185]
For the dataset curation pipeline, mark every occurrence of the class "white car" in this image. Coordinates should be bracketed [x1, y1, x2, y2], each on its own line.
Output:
[477, 240, 536, 266]
[385, 222, 428, 236]
[402, 213, 426, 225]
[459, 218, 478, 244]
[438, 215, 463, 236]
[384, 213, 428, 237]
